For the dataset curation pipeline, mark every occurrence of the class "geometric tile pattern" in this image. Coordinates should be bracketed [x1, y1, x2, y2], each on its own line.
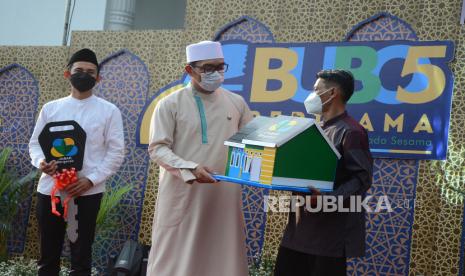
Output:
[92, 51, 151, 273]
[346, 13, 418, 276]
[0, 64, 39, 254]
[345, 12, 418, 41]
[76, 2, 465, 274]
[216, 16, 274, 263]
[0, 1, 464, 275]
[461, 202, 465, 276]
[0, 47, 70, 262]
[347, 159, 418, 276]
[394, 2, 465, 273]
[215, 15, 275, 43]
[248, 14, 424, 276]
[179, 2, 464, 273]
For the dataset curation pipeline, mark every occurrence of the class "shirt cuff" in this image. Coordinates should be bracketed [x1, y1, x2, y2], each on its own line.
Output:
[31, 156, 45, 169]
[85, 173, 100, 186]
[180, 168, 196, 183]
[177, 160, 198, 170]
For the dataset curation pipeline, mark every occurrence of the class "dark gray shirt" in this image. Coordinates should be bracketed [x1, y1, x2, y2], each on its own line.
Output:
[280, 111, 373, 257]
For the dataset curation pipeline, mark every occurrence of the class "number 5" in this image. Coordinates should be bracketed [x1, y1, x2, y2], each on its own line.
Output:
[397, 46, 446, 104]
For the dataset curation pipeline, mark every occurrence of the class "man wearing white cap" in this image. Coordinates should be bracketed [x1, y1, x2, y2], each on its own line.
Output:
[146, 41, 253, 276]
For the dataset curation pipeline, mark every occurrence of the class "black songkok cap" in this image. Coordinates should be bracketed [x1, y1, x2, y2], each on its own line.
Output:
[67, 48, 98, 67]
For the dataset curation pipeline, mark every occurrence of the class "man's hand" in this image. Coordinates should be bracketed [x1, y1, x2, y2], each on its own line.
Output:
[65, 177, 93, 197]
[296, 186, 322, 207]
[39, 160, 57, 176]
[308, 186, 322, 208]
[191, 165, 217, 183]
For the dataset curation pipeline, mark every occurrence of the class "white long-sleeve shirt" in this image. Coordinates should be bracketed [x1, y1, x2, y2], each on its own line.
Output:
[28, 94, 125, 196]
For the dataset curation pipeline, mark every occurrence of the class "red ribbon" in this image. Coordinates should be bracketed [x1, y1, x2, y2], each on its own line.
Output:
[51, 167, 78, 219]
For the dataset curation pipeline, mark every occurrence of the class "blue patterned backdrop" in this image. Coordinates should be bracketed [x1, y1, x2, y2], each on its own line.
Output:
[345, 13, 418, 275]
[0, 64, 39, 254]
[348, 159, 417, 275]
[92, 50, 151, 272]
[215, 16, 275, 263]
[0, 13, 423, 275]
[212, 14, 420, 275]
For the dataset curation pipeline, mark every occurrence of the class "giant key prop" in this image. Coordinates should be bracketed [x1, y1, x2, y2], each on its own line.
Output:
[39, 120, 86, 242]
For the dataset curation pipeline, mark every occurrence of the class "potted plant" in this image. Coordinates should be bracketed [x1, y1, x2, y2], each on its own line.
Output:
[92, 183, 132, 273]
[249, 252, 276, 276]
[0, 147, 38, 262]
[95, 184, 132, 235]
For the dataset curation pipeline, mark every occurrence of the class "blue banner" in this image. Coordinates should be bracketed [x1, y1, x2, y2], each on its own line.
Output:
[139, 40, 455, 160]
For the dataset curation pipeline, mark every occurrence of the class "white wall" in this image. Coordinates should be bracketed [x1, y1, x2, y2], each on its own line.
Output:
[0, 0, 107, 46]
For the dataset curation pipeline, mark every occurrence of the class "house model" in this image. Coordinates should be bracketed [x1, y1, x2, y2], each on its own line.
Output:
[222, 115, 341, 192]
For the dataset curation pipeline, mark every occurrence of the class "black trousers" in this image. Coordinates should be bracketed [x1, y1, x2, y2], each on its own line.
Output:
[274, 246, 346, 276]
[36, 192, 102, 276]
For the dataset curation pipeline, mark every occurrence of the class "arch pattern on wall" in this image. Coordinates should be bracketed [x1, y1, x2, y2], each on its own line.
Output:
[0, 64, 39, 254]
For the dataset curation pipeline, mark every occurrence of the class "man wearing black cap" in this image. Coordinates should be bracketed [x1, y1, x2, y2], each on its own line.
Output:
[29, 48, 125, 275]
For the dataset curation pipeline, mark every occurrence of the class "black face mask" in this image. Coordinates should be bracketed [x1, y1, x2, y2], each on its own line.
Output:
[70, 72, 96, 92]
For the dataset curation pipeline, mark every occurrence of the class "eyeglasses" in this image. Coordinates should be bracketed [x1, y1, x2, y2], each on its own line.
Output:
[191, 63, 229, 75]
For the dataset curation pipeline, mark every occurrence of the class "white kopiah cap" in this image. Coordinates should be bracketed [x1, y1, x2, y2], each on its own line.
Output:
[186, 41, 224, 63]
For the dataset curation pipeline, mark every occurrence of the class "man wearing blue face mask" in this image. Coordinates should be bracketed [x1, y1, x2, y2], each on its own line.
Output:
[147, 41, 253, 276]
[274, 69, 373, 276]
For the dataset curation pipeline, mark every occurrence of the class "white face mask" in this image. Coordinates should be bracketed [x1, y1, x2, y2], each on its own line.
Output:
[304, 88, 333, 115]
[198, 71, 224, 92]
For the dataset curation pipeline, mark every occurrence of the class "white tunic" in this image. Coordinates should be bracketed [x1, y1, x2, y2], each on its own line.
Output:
[28, 95, 125, 195]
[147, 84, 253, 276]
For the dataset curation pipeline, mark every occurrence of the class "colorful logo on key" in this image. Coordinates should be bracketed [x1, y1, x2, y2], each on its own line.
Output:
[51, 138, 78, 157]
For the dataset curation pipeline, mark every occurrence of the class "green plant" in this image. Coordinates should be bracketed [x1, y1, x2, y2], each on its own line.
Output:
[248, 253, 276, 276]
[0, 148, 38, 261]
[0, 257, 97, 275]
[92, 184, 132, 274]
[95, 184, 132, 234]
[0, 257, 42, 276]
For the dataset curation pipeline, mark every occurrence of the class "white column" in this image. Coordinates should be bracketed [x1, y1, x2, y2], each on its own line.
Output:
[105, 0, 136, 31]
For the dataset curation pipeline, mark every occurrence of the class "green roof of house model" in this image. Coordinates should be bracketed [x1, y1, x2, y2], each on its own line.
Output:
[225, 115, 341, 158]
